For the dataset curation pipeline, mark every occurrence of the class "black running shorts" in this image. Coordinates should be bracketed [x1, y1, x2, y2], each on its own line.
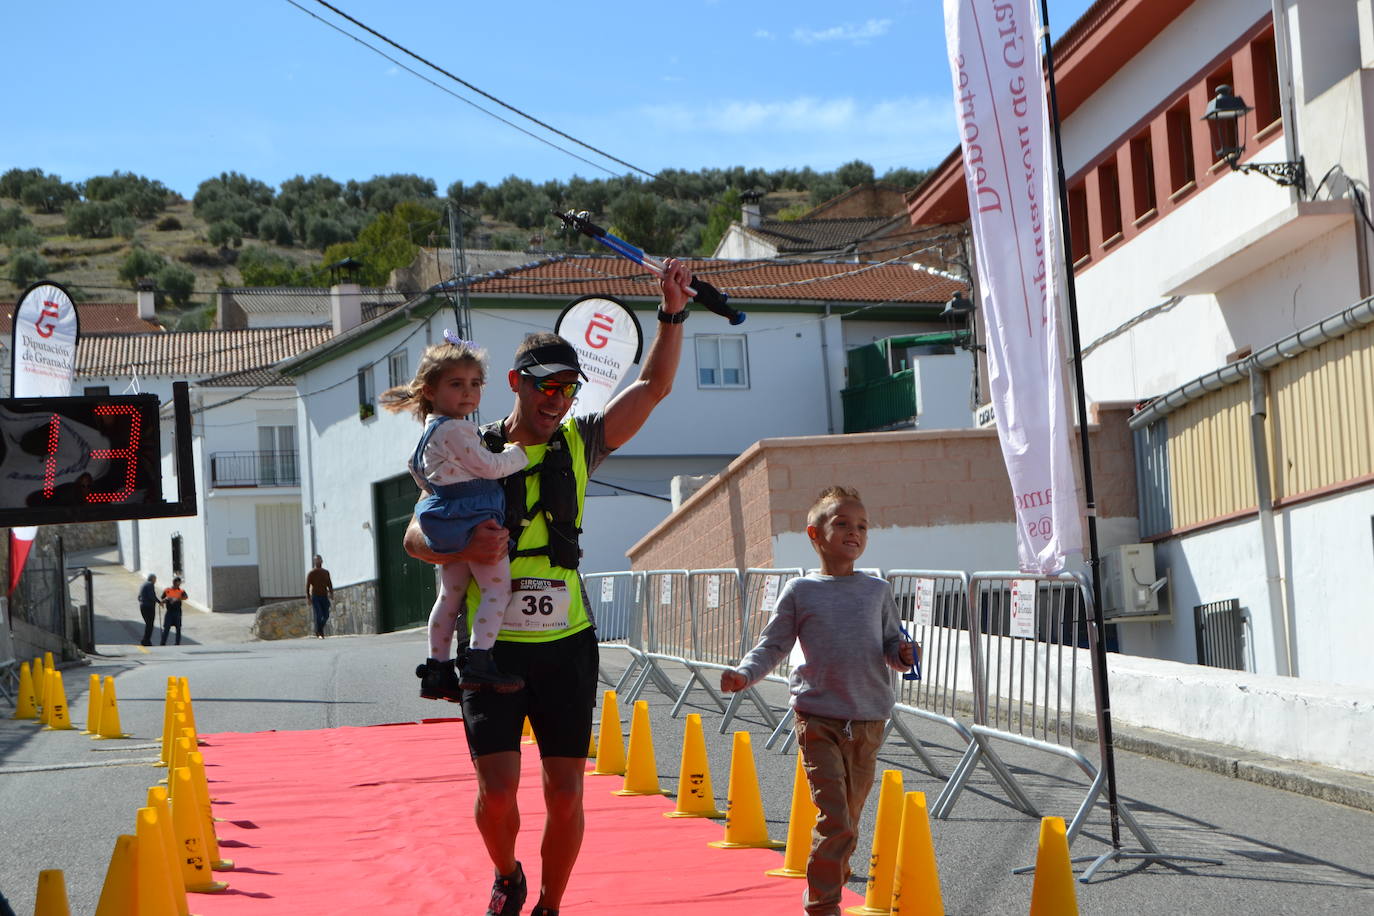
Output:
[460, 627, 599, 759]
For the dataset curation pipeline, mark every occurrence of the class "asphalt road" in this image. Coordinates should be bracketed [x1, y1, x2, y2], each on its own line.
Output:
[3, 553, 1374, 914]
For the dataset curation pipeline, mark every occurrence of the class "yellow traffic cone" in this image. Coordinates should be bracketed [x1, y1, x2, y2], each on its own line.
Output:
[587, 729, 598, 759]
[889, 792, 943, 916]
[521, 716, 535, 744]
[847, 769, 904, 914]
[11, 661, 38, 719]
[84, 673, 103, 734]
[34, 869, 71, 916]
[44, 650, 55, 670]
[708, 731, 785, 849]
[590, 690, 626, 776]
[146, 787, 191, 916]
[96, 677, 132, 739]
[614, 700, 663, 797]
[178, 678, 203, 745]
[188, 752, 233, 870]
[94, 834, 136, 916]
[173, 767, 229, 893]
[43, 670, 76, 730]
[665, 713, 725, 819]
[39, 667, 53, 725]
[765, 751, 819, 877]
[167, 735, 193, 787]
[1029, 816, 1079, 916]
[135, 808, 180, 916]
[156, 690, 174, 766]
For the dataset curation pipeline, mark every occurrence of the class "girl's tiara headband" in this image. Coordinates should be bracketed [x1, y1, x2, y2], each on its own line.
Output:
[442, 329, 475, 348]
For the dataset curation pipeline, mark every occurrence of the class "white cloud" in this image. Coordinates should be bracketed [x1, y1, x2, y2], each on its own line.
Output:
[792, 18, 893, 45]
[754, 29, 775, 40]
[646, 96, 945, 137]
[620, 94, 956, 179]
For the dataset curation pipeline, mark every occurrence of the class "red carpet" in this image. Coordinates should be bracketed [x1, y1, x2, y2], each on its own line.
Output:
[189, 719, 862, 915]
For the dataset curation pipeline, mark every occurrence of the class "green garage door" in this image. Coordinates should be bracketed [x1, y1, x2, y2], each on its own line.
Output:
[374, 473, 436, 632]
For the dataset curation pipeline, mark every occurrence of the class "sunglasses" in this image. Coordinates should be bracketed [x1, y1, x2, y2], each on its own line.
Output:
[527, 377, 582, 399]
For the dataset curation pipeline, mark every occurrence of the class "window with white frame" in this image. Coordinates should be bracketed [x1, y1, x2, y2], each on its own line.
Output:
[387, 348, 409, 389]
[695, 334, 749, 389]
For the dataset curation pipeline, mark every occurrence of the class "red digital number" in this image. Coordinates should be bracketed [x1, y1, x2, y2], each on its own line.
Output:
[42, 413, 62, 498]
[88, 405, 142, 502]
[39, 406, 143, 503]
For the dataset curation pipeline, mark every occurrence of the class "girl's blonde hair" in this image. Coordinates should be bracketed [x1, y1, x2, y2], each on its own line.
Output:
[379, 338, 488, 420]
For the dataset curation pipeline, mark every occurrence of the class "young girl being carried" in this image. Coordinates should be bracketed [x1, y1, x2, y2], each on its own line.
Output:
[381, 332, 529, 699]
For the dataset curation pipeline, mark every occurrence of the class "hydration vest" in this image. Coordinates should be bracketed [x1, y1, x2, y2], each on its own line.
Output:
[481, 420, 584, 570]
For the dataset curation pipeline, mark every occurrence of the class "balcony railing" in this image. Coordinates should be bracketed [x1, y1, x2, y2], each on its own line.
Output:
[840, 369, 918, 433]
[210, 450, 300, 488]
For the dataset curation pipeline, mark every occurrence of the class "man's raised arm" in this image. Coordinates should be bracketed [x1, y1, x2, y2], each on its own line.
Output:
[602, 258, 693, 449]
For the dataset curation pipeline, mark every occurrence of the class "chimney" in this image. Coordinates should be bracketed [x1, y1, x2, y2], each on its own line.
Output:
[740, 188, 763, 229]
[136, 278, 156, 320]
[330, 283, 363, 334]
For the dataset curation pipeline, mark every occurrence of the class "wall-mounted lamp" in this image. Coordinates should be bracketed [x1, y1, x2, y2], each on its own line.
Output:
[1200, 85, 1305, 193]
[941, 291, 984, 352]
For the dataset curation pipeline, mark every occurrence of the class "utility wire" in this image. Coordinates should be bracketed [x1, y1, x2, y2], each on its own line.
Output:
[282, 0, 618, 178]
[299, 0, 657, 180]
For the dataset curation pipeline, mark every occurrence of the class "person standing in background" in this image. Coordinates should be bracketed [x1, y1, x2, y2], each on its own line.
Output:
[306, 556, 335, 638]
[137, 573, 160, 646]
[159, 577, 188, 645]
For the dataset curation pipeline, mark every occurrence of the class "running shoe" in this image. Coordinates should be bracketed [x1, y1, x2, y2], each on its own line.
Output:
[486, 861, 526, 916]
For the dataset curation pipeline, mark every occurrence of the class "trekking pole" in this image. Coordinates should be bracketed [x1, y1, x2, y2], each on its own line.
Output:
[552, 210, 747, 325]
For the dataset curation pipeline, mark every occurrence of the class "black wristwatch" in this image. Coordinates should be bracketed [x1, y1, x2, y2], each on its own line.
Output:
[657, 307, 689, 324]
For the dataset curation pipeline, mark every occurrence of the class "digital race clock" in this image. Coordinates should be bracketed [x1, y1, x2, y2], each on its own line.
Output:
[0, 382, 197, 525]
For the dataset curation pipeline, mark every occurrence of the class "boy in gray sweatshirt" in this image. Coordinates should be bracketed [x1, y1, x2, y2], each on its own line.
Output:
[721, 486, 917, 916]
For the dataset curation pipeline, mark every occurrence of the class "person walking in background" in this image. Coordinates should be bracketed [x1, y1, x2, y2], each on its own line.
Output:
[159, 577, 187, 646]
[137, 573, 160, 647]
[721, 486, 918, 916]
[306, 556, 334, 638]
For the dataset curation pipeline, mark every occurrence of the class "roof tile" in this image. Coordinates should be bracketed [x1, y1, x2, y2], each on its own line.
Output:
[76, 327, 333, 379]
[466, 254, 960, 304]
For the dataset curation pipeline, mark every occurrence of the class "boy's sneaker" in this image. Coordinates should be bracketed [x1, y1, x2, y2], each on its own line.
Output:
[486, 862, 526, 916]
[459, 647, 525, 693]
[415, 658, 463, 702]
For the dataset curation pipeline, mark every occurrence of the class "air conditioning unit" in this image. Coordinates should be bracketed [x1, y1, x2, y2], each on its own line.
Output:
[1098, 543, 1171, 622]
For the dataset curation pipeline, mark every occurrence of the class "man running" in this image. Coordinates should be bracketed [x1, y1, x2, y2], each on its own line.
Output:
[405, 258, 692, 916]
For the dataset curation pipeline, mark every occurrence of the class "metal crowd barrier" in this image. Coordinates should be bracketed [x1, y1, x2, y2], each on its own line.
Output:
[932, 573, 1100, 830]
[657, 569, 746, 716]
[885, 570, 982, 780]
[584, 571, 647, 694]
[717, 568, 803, 735]
[623, 570, 703, 707]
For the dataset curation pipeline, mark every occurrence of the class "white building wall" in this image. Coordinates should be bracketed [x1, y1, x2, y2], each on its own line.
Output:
[1120, 484, 1374, 691]
[913, 352, 977, 430]
[713, 226, 777, 260]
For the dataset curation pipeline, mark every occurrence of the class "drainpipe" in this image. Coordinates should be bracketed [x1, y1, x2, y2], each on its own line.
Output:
[819, 303, 835, 434]
[1248, 367, 1294, 676]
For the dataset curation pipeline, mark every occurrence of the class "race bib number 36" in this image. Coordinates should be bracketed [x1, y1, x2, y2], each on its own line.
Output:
[503, 577, 572, 632]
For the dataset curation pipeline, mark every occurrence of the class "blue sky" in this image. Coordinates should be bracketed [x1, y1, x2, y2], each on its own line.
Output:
[3, 0, 1096, 197]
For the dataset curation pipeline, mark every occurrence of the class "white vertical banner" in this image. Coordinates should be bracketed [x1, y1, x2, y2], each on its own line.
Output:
[8, 281, 80, 596]
[554, 295, 643, 417]
[11, 282, 79, 397]
[943, 0, 1082, 574]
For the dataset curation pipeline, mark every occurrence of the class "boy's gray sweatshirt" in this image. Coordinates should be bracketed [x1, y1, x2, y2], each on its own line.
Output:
[735, 572, 906, 721]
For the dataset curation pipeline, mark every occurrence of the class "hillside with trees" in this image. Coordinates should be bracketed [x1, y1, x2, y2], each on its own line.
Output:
[0, 160, 929, 327]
